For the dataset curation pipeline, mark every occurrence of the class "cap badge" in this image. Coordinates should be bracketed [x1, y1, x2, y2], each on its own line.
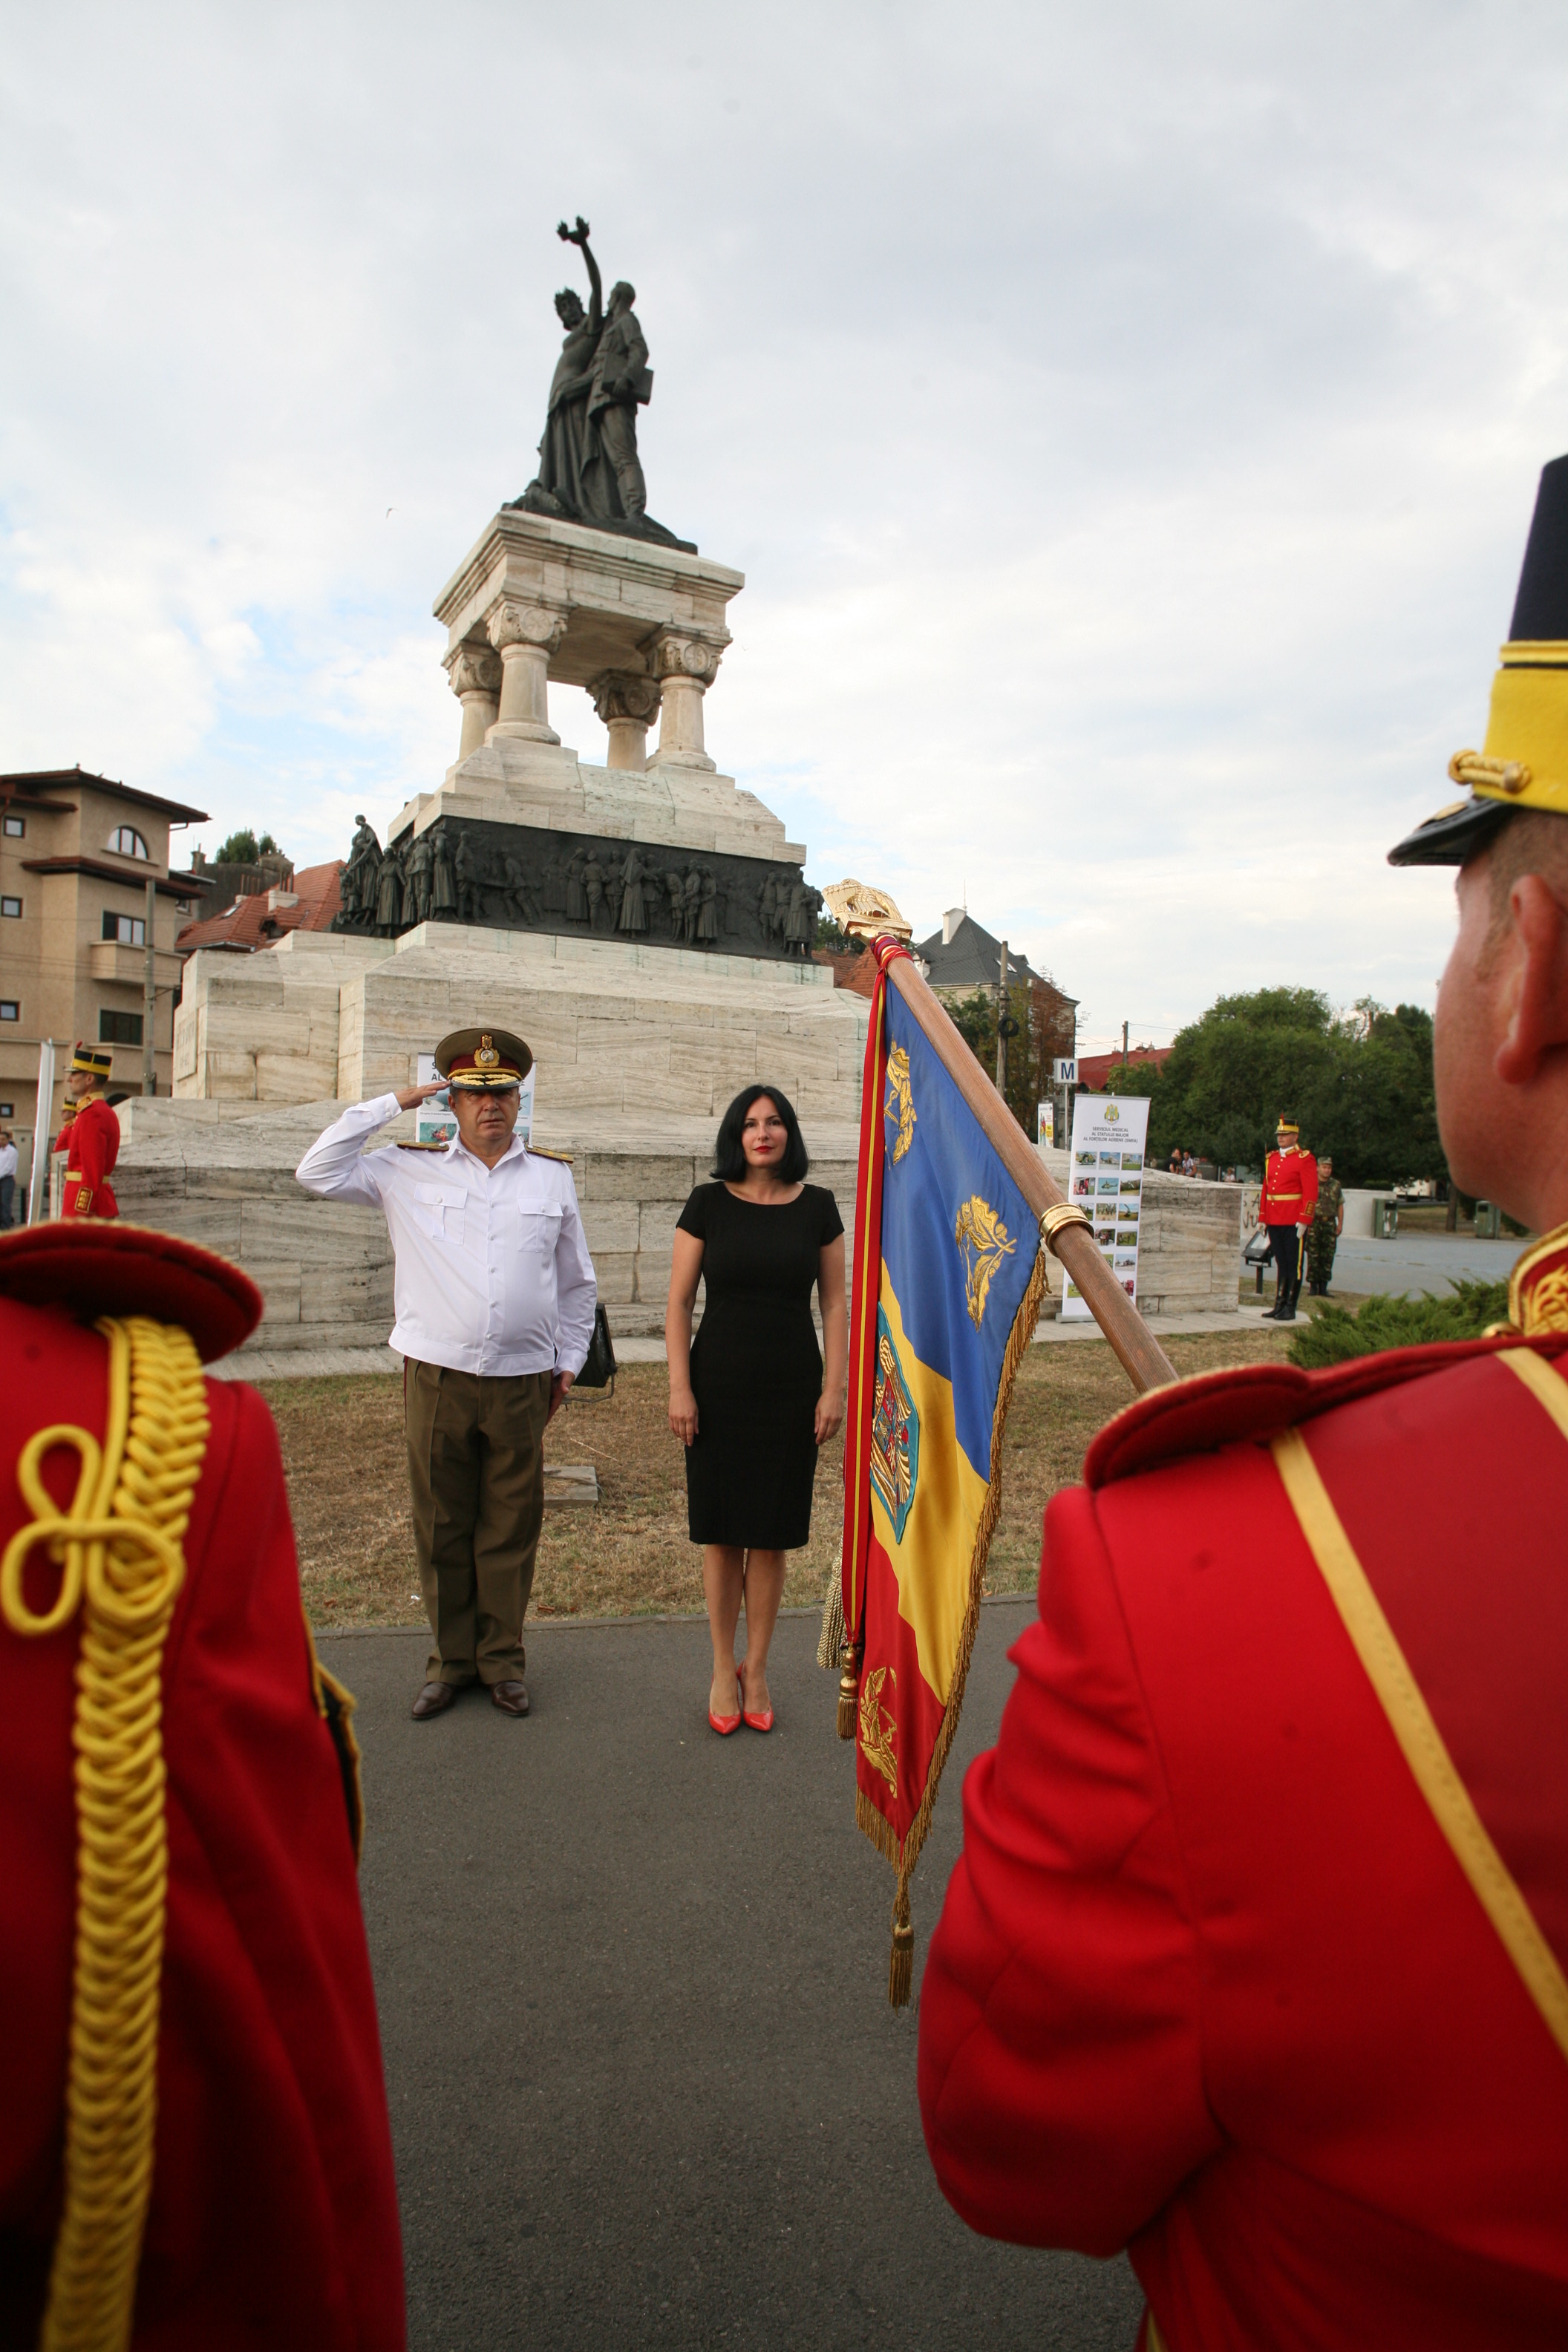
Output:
[475, 1035, 500, 1068]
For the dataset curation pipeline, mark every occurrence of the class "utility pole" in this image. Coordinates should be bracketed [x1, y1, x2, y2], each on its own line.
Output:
[1122, 1019, 1129, 1068]
[142, 874, 157, 1095]
[996, 939, 1009, 1094]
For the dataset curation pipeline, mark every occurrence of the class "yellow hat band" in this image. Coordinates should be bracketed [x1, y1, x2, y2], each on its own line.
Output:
[1452, 641, 1568, 818]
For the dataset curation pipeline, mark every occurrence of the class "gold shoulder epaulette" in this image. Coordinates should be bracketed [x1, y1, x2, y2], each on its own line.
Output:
[529, 1144, 574, 1164]
[396, 1138, 450, 1151]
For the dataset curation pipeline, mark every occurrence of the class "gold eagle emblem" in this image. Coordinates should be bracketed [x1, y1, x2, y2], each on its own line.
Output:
[955, 1195, 1016, 1327]
[883, 1045, 915, 1165]
[858, 1664, 898, 1794]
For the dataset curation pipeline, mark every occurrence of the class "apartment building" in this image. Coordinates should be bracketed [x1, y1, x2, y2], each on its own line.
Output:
[0, 768, 209, 1172]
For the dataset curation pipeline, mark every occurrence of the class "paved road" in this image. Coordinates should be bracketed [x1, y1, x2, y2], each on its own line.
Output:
[1326, 1232, 1524, 1296]
[323, 1604, 1145, 2352]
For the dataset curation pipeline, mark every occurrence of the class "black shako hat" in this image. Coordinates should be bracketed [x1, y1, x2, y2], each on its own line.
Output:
[1389, 455, 1568, 866]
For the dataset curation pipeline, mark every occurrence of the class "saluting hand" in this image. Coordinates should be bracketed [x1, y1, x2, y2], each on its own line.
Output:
[394, 1079, 450, 1111]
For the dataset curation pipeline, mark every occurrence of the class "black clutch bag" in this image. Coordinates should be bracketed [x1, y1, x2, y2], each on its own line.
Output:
[575, 1304, 618, 1394]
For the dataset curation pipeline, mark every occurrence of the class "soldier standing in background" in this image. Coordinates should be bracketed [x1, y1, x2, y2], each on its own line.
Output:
[1307, 1154, 1345, 1295]
[54, 1044, 120, 1221]
[1259, 1117, 1319, 1320]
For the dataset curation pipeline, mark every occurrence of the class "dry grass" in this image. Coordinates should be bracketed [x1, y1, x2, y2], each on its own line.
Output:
[258, 1324, 1297, 1631]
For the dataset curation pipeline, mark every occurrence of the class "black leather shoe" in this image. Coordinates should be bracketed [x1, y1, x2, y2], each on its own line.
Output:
[490, 1679, 530, 1716]
[411, 1681, 458, 1719]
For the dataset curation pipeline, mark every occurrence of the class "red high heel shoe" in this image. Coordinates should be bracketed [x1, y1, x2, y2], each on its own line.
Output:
[738, 1659, 774, 1734]
[708, 1670, 742, 1736]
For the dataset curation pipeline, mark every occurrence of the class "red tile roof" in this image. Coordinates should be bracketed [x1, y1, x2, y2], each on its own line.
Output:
[177, 860, 342, 953]
[1077, 1044, 1172, 1092]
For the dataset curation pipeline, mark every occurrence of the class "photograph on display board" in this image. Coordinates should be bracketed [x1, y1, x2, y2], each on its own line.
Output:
[1095, 1224, 1117, 1246]
[1097, 1175, 1120, 1193]
[1074, 1175, 1095, 1197]
[1075, 1149, 1097, 1167]
[1121, 1152, 1143, 1172]
[1120, 1175, 1142, 1195]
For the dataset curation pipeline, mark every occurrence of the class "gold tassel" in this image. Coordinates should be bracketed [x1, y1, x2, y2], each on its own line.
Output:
[837, 1643, 861, 1741]
[816, 1569, 846, 1670]
[888, 1880, 914, 2008]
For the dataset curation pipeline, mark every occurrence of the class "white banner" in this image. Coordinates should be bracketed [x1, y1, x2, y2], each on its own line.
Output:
[28, 1039, 57, 1226]
[1062, 1092, 1152, 1319]
[1036, 1098, 1054, 1152]
[415, 1053, 535, 1147]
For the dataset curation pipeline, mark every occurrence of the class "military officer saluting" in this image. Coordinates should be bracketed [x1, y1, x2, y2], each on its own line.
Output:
[53, 1042, 121, 1220]
[296, 1028, 596, 1719]
[1258, 1115, 1317, 1320]
[918, 457, 1568, 2348]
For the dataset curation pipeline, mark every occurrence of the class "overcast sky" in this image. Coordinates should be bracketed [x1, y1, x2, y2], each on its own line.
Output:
[4, 2, 1567, 1049]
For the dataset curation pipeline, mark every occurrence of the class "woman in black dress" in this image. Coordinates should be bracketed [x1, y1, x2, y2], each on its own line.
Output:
[666, 1085, 847, 1735]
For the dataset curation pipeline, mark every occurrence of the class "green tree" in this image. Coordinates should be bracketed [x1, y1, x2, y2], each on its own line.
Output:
[1140, 987, 1444, 1186]
[213, 829, 280, 864]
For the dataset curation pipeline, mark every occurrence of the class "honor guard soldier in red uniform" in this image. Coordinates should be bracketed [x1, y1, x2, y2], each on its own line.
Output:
[53, 1042, 121, 1220]
[0, 1220, 405, 2347]
[1258, 1116, 1317, 1320]
[918, 457, 1568, 2351]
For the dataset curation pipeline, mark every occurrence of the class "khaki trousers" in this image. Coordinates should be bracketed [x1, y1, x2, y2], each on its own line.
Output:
[404, 1361, 552, 1686]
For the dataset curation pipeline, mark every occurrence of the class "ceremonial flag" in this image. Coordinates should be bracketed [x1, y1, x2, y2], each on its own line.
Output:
[839, 940, 1049, 2002]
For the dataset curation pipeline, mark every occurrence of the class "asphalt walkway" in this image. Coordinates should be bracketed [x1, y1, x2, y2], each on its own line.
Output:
[323, 1603, 1144, 2352]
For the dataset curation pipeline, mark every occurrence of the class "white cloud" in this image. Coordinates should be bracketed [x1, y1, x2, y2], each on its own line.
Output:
[2, 0, 1564, 1033]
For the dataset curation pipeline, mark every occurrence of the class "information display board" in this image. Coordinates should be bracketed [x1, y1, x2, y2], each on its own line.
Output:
[414, 1053, 535, 1147]
[1062, 1092, 1152, 1318]
[1036, 1098, 1054, 1152]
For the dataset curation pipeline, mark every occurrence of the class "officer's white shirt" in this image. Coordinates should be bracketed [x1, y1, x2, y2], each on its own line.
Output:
[0, 1143, 16, 1182]
[295, 1094, 597, 1378]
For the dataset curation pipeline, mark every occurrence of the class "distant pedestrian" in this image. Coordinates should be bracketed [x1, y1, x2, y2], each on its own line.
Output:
[1307, 1154, 1345, 1295]
[1181, 1150, 1198, 1179]
[0, 1128, 16, 1227]
[1167, 1146, 1183, 1175]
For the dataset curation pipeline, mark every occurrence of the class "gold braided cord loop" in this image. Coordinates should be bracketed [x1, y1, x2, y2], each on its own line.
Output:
[0, 1315, 209, 2352]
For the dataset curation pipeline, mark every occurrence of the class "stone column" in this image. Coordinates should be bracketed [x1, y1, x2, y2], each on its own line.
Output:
[647, 632, 725, 771]
[589, 670, 662, 772]
[444, 643, 503, 761]
[486, 601, 568, 743]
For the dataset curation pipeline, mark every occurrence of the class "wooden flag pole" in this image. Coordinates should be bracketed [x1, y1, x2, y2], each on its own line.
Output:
[824, 882, 1177, 1398]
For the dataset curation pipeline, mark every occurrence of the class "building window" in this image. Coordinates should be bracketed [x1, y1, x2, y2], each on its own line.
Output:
[1, 896, 19, 918]
[175, 898, 190, 914]
[0, 1002, 18, 1022]
[107, 826, 150, 860]
[101, 909, 146, 946]
[1, 814, 22, 838]
[98, 1010, 143, 1046]
[0, 1102, 12, 1118]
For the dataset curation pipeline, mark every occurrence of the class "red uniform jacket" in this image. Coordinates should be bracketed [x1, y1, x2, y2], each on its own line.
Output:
[0, 1290, 405, 2348]
[54, 1093, 120, 1218]
[918, 1307, 1568, 2349]
[1259, 1143, 1316, 1226]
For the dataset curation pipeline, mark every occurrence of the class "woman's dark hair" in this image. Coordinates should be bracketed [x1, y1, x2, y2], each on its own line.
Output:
[711, 1083, 809, 1183]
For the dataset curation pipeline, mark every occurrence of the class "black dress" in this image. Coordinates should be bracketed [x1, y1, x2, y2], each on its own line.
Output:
[677, 1181, 844, 1548]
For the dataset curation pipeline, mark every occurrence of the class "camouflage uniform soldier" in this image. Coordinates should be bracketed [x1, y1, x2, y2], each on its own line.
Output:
[1307, 1152, 1345, 1296]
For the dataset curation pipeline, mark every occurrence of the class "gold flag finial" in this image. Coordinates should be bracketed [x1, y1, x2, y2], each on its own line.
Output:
[823, 879, 913, 942]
